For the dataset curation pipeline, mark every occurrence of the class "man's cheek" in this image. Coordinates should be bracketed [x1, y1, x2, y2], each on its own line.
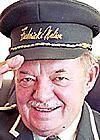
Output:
[16, 89, 31, 104]
[16, 94, 27, 105]
[53, 87, 71, 102]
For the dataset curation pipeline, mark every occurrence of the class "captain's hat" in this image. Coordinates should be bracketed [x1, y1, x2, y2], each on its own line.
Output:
[0, 0, 100, 60]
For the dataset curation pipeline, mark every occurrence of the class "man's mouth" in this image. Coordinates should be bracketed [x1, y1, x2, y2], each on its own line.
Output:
[28, 100, 62, 113]
[33, 106, 60, 112]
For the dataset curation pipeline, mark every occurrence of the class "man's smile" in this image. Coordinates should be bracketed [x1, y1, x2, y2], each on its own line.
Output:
[32, 106, 61, 112]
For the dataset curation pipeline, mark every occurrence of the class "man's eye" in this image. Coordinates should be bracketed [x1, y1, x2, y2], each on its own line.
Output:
[52, 76, 69, 86]
[18, 76, 36, 87]
[56, 77, 68, 81]
[23, 77, 34, 82]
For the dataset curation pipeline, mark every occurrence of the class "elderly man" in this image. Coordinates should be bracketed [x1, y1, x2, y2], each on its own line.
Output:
[0, 0, 100, 140]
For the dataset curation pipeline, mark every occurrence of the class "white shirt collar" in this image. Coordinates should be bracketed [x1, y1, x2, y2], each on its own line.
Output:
[33, 110, 82, 140]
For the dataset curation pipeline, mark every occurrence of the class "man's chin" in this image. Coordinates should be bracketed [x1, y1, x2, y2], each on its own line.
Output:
[30, 125, 59, 137]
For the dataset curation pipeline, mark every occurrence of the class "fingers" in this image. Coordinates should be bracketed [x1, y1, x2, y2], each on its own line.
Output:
[0, 61, 7, 67]
[0, 55, 24, 88]
[0, 55, 24, 73]
[0, 63, 10, 74]
[0, 64, 9, 88]
[6, 55, 24, 70]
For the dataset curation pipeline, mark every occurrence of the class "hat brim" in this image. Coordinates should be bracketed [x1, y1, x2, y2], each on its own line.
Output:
[6, 47, 86, 60]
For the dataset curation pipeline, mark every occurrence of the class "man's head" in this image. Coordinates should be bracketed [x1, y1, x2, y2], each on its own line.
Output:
[14, 51, 99, 136]
[0, 0, 100, 137]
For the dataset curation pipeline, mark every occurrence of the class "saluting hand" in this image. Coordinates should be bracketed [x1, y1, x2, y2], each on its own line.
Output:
[0, 55, 24, 88]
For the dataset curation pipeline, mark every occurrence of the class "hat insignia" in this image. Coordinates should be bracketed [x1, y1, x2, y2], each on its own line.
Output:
[20, 26, 63, 41]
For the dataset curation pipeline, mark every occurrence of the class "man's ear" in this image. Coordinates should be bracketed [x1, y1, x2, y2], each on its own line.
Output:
[86, 63, 99, 92]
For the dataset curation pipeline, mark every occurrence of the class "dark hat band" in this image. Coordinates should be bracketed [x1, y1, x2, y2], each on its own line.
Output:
[10, 23, 93, 50]
[1, 0, 100, 60]
[7, 47, 90, 60]
[7, 23, 92, 60]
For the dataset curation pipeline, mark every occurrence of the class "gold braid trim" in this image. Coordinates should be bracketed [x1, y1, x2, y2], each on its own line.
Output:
[9, 114, 21, 138]
[10, 42, 92, 52]
[0, 104, 16, 111]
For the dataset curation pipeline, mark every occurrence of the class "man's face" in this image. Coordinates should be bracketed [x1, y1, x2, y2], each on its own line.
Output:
[15, 58, 88, 136]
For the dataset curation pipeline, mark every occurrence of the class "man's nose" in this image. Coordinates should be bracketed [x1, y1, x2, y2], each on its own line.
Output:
[32, 76, 54, 102]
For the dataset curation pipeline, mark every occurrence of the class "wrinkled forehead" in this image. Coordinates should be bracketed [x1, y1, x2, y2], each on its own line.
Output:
[22, 58, 80, 66]
[18, 58, 82, 74]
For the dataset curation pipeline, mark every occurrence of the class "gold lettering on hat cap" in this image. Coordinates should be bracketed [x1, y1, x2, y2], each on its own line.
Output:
[20, 26, 63, 41]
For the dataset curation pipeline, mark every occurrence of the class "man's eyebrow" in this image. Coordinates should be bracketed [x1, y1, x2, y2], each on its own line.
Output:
[19, 71, 32, 75]
[20, 69, 67, 74]
[55, 69, 67, 73]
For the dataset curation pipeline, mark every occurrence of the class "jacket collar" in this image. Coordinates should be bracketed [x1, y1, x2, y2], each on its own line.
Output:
[76, 103, 94, 140]
[10, 117, 33, 140]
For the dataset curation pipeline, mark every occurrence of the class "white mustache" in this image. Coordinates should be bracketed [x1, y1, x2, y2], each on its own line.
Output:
[28, 100, 61, 109]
